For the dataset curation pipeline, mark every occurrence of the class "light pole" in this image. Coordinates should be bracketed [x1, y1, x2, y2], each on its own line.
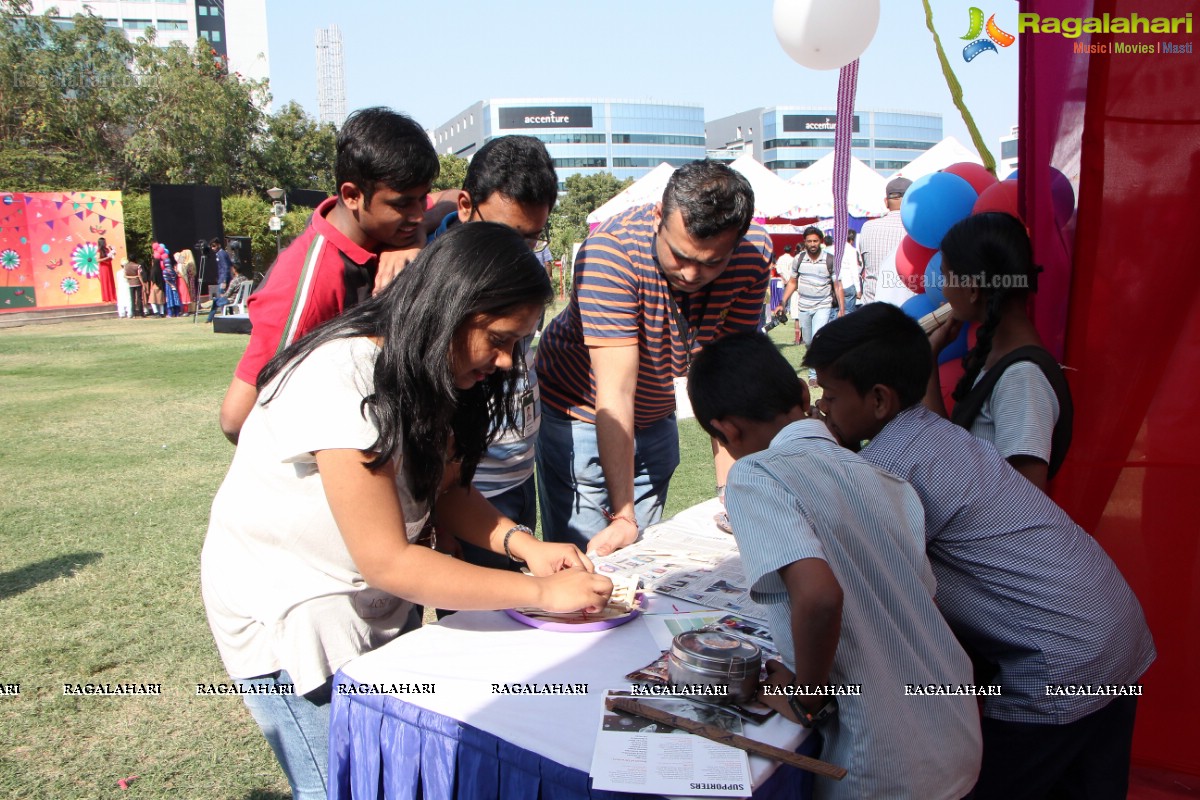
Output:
[267, 186, 286, 255]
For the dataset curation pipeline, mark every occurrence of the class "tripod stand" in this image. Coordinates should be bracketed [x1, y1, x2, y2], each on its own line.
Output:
[192, 247, 209, 324]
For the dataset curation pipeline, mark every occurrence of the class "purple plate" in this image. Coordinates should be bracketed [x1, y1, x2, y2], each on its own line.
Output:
[505, 603, 641, 633]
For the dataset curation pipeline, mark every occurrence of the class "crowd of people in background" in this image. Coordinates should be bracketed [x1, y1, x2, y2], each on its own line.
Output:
[106, 235, 248, 321]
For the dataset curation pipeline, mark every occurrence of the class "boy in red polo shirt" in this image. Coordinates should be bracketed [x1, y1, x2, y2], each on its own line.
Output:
[218, 107, 439, 443]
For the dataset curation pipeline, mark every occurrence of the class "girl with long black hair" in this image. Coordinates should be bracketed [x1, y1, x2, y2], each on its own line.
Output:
[924, 212, 1073, 491]
[201, 223, 611, 799]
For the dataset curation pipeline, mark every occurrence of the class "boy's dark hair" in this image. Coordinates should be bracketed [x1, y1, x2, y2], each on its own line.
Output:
[463, 135, 558, 213]
[940, 212, 1036, 403]
[662, 160, 754, 240]
[803, 303, 932, 408]
[688, 332, 805, 443]
[336, 107, 439, 204]
[802, 226, 823, 240]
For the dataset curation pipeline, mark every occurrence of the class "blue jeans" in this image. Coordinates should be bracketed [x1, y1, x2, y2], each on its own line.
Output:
[206, 296, 228, 322]
[536, 406, 680, 551]
[796, 307, 833, 378]
[458, 474, 535, 572]
[236, 669, 332, 800]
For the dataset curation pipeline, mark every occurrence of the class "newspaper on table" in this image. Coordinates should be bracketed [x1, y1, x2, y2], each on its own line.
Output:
[593, 518, 769, 621]
[589, 690, 752, 797]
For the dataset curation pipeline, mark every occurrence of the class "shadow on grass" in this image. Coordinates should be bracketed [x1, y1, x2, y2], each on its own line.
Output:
[0, 552, 103, 600]
[244, 791, 291, 800]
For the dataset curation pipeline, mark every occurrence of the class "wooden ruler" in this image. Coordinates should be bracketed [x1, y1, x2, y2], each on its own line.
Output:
[606, 696, 847, 781]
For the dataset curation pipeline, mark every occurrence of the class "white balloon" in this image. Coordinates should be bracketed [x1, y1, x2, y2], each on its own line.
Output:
[772, 0, 881, 71]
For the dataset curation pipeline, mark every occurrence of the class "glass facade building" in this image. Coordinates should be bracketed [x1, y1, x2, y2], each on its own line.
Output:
[431, 99, 707, 190]
[707, 107, 943, 178]
[27, 0, 270, 86]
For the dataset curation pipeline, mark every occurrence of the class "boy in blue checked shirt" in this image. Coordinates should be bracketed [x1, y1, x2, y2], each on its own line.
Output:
[687, 333, 981, 800]
[804, 302, 1154, 800]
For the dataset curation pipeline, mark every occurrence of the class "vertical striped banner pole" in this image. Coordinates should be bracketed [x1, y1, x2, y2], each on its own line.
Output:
[831, 59, 860, 296]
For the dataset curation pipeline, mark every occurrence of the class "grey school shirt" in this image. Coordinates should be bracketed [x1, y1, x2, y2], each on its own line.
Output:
[727, 420, 981, 800]
[862, 405, 1156, 724]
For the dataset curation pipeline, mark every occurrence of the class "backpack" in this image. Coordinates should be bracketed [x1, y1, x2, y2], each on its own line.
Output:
[950, 345, 1075, 478]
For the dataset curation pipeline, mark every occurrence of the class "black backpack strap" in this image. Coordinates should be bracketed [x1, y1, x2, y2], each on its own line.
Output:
[950, 345, 1074, 478]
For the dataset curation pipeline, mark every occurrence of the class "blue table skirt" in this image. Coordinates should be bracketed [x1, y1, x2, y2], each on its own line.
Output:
[769, 277, 784, 310]
[329, 673, 816, 800]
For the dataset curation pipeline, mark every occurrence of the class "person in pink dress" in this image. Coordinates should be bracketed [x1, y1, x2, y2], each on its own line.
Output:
[175, 249, 195, 311]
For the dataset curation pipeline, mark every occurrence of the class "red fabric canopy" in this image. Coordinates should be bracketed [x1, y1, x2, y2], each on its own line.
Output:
[1024, 0, 1199, 773]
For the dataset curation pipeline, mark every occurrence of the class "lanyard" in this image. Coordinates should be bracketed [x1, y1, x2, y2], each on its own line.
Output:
[663, 281, 710, 369]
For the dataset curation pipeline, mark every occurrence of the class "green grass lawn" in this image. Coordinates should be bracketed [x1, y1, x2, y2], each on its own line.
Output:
[0, 307, 809, 798]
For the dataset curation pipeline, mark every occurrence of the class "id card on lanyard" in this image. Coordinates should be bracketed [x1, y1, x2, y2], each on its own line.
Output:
[663, 281, 708, 424]
[513, 338, 536, 434]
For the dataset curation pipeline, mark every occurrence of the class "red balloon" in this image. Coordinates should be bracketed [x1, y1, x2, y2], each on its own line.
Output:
[943, 162, 999, 195]
[972, 180, 1021, 218]
[895, 235, 936, 294]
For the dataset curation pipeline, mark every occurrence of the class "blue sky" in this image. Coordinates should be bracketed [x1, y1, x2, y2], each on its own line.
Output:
[265, 0, 1019, 158]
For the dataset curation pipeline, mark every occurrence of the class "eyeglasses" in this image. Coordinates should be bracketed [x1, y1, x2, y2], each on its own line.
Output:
[472, 205, 543, 250]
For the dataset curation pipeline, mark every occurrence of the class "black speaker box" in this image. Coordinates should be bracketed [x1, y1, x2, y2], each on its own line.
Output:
[149, 184, 223, 287]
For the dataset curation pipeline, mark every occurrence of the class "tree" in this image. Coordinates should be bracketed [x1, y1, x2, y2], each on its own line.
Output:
[220, 192, 307, 278]
[0, 4, 137, 190]
[547, 172, 632, 267]
[432, 153, 468, 192]
[251, 101, 337, 195]
[121, 192, 152, 262]
[123, 37, 267, 191]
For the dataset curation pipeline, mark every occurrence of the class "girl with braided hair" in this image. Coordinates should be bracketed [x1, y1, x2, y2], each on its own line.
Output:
[924, 212, 1073, 491]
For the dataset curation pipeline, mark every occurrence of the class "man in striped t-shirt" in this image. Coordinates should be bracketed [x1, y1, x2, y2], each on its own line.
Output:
[218, 108, 438, 443]
[536, 160, 771, 555]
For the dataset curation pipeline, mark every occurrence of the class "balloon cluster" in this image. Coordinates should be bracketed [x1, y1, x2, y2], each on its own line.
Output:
[151, 241, 170, 264]
[892, 163, 1074, 365]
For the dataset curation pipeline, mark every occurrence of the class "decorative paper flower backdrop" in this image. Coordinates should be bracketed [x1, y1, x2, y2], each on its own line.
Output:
[60, 276, 80, 295]
[1, 249, 19, 271]
[71, 242, 99, 278]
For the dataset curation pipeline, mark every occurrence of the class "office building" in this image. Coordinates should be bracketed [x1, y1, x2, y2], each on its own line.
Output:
[706, 107, 943, 178]
[431, 98, 707, 190]
[27, 0, 270, 86]
[999, 125, 1019, 177]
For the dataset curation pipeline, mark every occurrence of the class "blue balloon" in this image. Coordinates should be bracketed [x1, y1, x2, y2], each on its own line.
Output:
[1005, 169, 1019, 181]
[901, 172, 979, 249]
[938, 322, 971, 365]
[924, 252, 945, 306]
[900, 293, 939, 320]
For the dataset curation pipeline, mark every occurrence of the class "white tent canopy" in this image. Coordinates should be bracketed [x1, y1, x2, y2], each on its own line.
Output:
[891, 136, 983, 182]
[728, 154, 804, 218]
[785, 152, 888, 218]
[585, 162, 676, 226]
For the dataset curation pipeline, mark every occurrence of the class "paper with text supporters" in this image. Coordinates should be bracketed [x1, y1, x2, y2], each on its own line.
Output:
[590, 690, 752, 797]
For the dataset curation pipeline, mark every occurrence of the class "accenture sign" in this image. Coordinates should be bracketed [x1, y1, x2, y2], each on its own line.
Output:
[499, 106, 594, 129]
[783, 114, 861, 133]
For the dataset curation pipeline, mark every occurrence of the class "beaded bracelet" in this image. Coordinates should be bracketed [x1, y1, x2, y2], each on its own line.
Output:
[503, 524, 533, 563]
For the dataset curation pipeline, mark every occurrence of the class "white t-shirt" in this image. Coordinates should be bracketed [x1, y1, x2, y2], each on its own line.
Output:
[201, 337, 429, 694]
[840, 244, 861, 292]
[970, 360, 1060, 464]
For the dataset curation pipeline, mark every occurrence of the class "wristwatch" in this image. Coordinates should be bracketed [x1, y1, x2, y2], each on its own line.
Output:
[787, 695, 838, 728]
